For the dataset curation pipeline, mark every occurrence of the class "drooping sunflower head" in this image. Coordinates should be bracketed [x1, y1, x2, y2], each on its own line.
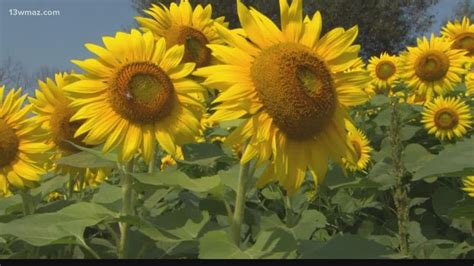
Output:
[195, 0, 371, 195]
[0, 86, 50, 196]
[30, 73, 109, 187]
[462, 176, 474, 197]
[401, 34, 468, 101]
[367, 52, 400, 91]
[442, 17, 474, 58]
[65, 30, 204, 164]
[344, 124, 372, 172]
[135, 0, 229, 68]
[421, 96, 472, 141]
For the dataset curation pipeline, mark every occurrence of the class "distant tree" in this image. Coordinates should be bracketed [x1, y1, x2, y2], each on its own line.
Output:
[131, 0, 438, 58]
[452, 0, 474, 21]
[18, 66, 62, 95]
[0, 58, 61, 95]
[0, 57, 27, 90]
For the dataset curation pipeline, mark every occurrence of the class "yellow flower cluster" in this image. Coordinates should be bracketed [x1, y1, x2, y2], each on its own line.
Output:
[0, 0, 473, 198]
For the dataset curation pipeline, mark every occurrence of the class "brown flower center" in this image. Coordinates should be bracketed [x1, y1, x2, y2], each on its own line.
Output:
[453, 32, 474, 56]
[434, 108, 458, 130]
[109, 62, 175, 124]
[250, 43, 337, 140]
[0, 119, 19, 167]
[50, 104, 89, 152]
[375, 61, 396, 80]
[166, 25, 211, 68]
[414, 51, 450, 82]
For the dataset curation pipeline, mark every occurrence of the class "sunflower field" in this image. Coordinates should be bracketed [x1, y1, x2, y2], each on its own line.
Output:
[1, 0, 474, 260]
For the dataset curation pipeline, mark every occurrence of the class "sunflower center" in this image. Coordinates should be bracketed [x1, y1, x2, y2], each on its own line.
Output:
[414, 51, 450, 82]
[50, 104, 89, 152]
[166, 25, 211, 68]
[375, 61, 396, 80]
[434, 108, 459, 129]
[453, 32, 474, 56]
[351, 140, 362, 161]
[250, 43, 337, 140]
[0, 119, 19, 167]
[110, 62, 175, 124]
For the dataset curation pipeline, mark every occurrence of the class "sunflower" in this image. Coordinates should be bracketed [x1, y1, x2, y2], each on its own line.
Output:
[405, 92, 428, 105]
[194, 0, 370, 195]
[196, 112, 219, 143]
[29, 72, 109, 188]
[421, 96, 472, 141]
[160, 155, 177, 171]
[442, 17, 474, 58]
[462, 176, 474, 197]
[367, 52, 400, 92]
[400, 34, 468, 101]
[160, 146, 184, 171]
[344, 124, 372, 172]
[0, 86, 50, 196]
[64, 30, 204, 164]
[73, 168, 108, 190]
[135, 0, 229, 68]
[465, 71, 474, 96]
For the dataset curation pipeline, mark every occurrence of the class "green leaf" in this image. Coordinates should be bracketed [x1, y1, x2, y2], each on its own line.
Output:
[432, 187, 462, 222]
[367, 157, 396, 190]
[218, 164, 240, 192]
[246, 228, 298, 259]
[449, 198, 474, 220]
[0, 202, 116, 246]
[324, 164, 352, 189]
[298, 240, 325, 259]
[92, 182, 122, 204]
[30, 174, 69, 199]
[198, 231, 252, 259]
[153, 207, 210, 240]
[180, 143, 225, 166]
[370, 95, 390, 106]
[68, 142, 117, 162]
[414, 138, 474, 180]
[402, 144, 435, 175]
[291, 210, 327, 240]
[218, 119, 245, 129]
[208, 128, 230, 137]
[0, 195, 22, 215]
[373, 109, 391, 127]
[56, 151, 116, 169]
[133, 168, 221, 193]
[401, 125, 420, 141]
[304, 234, 393, 259]
[328, 177, 380, 190]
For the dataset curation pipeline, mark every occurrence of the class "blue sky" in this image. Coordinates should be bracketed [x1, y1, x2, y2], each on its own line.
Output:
[0, 0, 136, 73]
[0, 0, 462, 81]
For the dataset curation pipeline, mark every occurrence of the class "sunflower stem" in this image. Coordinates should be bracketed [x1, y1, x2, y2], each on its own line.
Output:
[230, 157, 252, 247]
[118, 158, 135, 259]
[67, 175, 75, 200]
[148, 142, 158, 173]
[20, 189, 34, 216]
[390, 97, 410, 257]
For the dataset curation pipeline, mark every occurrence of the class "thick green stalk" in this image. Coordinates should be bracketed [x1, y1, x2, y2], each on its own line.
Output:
[148, 143, 157, 173]
[118, 159, 135, 259]
[20, 189, 35, 216]
[230, 159, 251, 246]
[390, 97, 410, 257]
